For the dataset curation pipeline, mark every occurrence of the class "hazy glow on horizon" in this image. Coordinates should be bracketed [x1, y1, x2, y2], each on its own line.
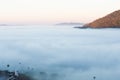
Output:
[0, 0, 120, 24]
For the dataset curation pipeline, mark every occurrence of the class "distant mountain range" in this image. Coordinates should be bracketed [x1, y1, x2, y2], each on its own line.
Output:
[84, 10, 120, 28]
[56, 22, 84, 26]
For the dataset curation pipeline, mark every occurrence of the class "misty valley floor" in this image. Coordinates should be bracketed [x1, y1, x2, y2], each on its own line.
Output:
[0, 25, 120, 80]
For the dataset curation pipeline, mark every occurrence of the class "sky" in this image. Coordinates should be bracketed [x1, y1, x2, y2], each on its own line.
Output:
[0, 0, 120, 24]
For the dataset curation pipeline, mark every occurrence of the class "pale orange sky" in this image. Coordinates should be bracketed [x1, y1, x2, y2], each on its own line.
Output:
[0, 0, 120, 24]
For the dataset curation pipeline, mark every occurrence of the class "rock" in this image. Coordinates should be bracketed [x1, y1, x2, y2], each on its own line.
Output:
[84, 10, 120, 28]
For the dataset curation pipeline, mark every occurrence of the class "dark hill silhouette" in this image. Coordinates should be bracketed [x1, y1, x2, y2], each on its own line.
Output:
[84, 10, 120, 28]
[0, 70, 32, 80]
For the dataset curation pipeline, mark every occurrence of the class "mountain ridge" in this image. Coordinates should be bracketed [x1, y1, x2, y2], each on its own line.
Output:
[84, 10, 120, 28]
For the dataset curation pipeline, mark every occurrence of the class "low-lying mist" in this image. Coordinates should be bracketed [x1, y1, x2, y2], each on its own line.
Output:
[0, 25, 120, 80]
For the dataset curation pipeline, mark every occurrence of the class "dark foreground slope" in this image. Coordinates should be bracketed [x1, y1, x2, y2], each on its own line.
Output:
[0, 70, 32, 80]
[84, 10, 120, 28]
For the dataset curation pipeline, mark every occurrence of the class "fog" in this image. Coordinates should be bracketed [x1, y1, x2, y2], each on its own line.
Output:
[0, 25, 120, 80]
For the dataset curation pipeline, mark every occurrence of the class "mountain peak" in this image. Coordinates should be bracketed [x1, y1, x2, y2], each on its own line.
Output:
[84, 10, 120, 28]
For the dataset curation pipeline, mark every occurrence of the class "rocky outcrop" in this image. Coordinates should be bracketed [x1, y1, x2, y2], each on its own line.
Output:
[0, 70, 32, 80]
[84, 10, 120, 28]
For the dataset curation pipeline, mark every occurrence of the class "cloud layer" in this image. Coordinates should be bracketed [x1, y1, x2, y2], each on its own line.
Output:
[0, 26, 120, 80]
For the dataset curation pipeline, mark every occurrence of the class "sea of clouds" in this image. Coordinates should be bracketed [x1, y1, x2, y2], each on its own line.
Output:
[0, 25, 120, 80]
